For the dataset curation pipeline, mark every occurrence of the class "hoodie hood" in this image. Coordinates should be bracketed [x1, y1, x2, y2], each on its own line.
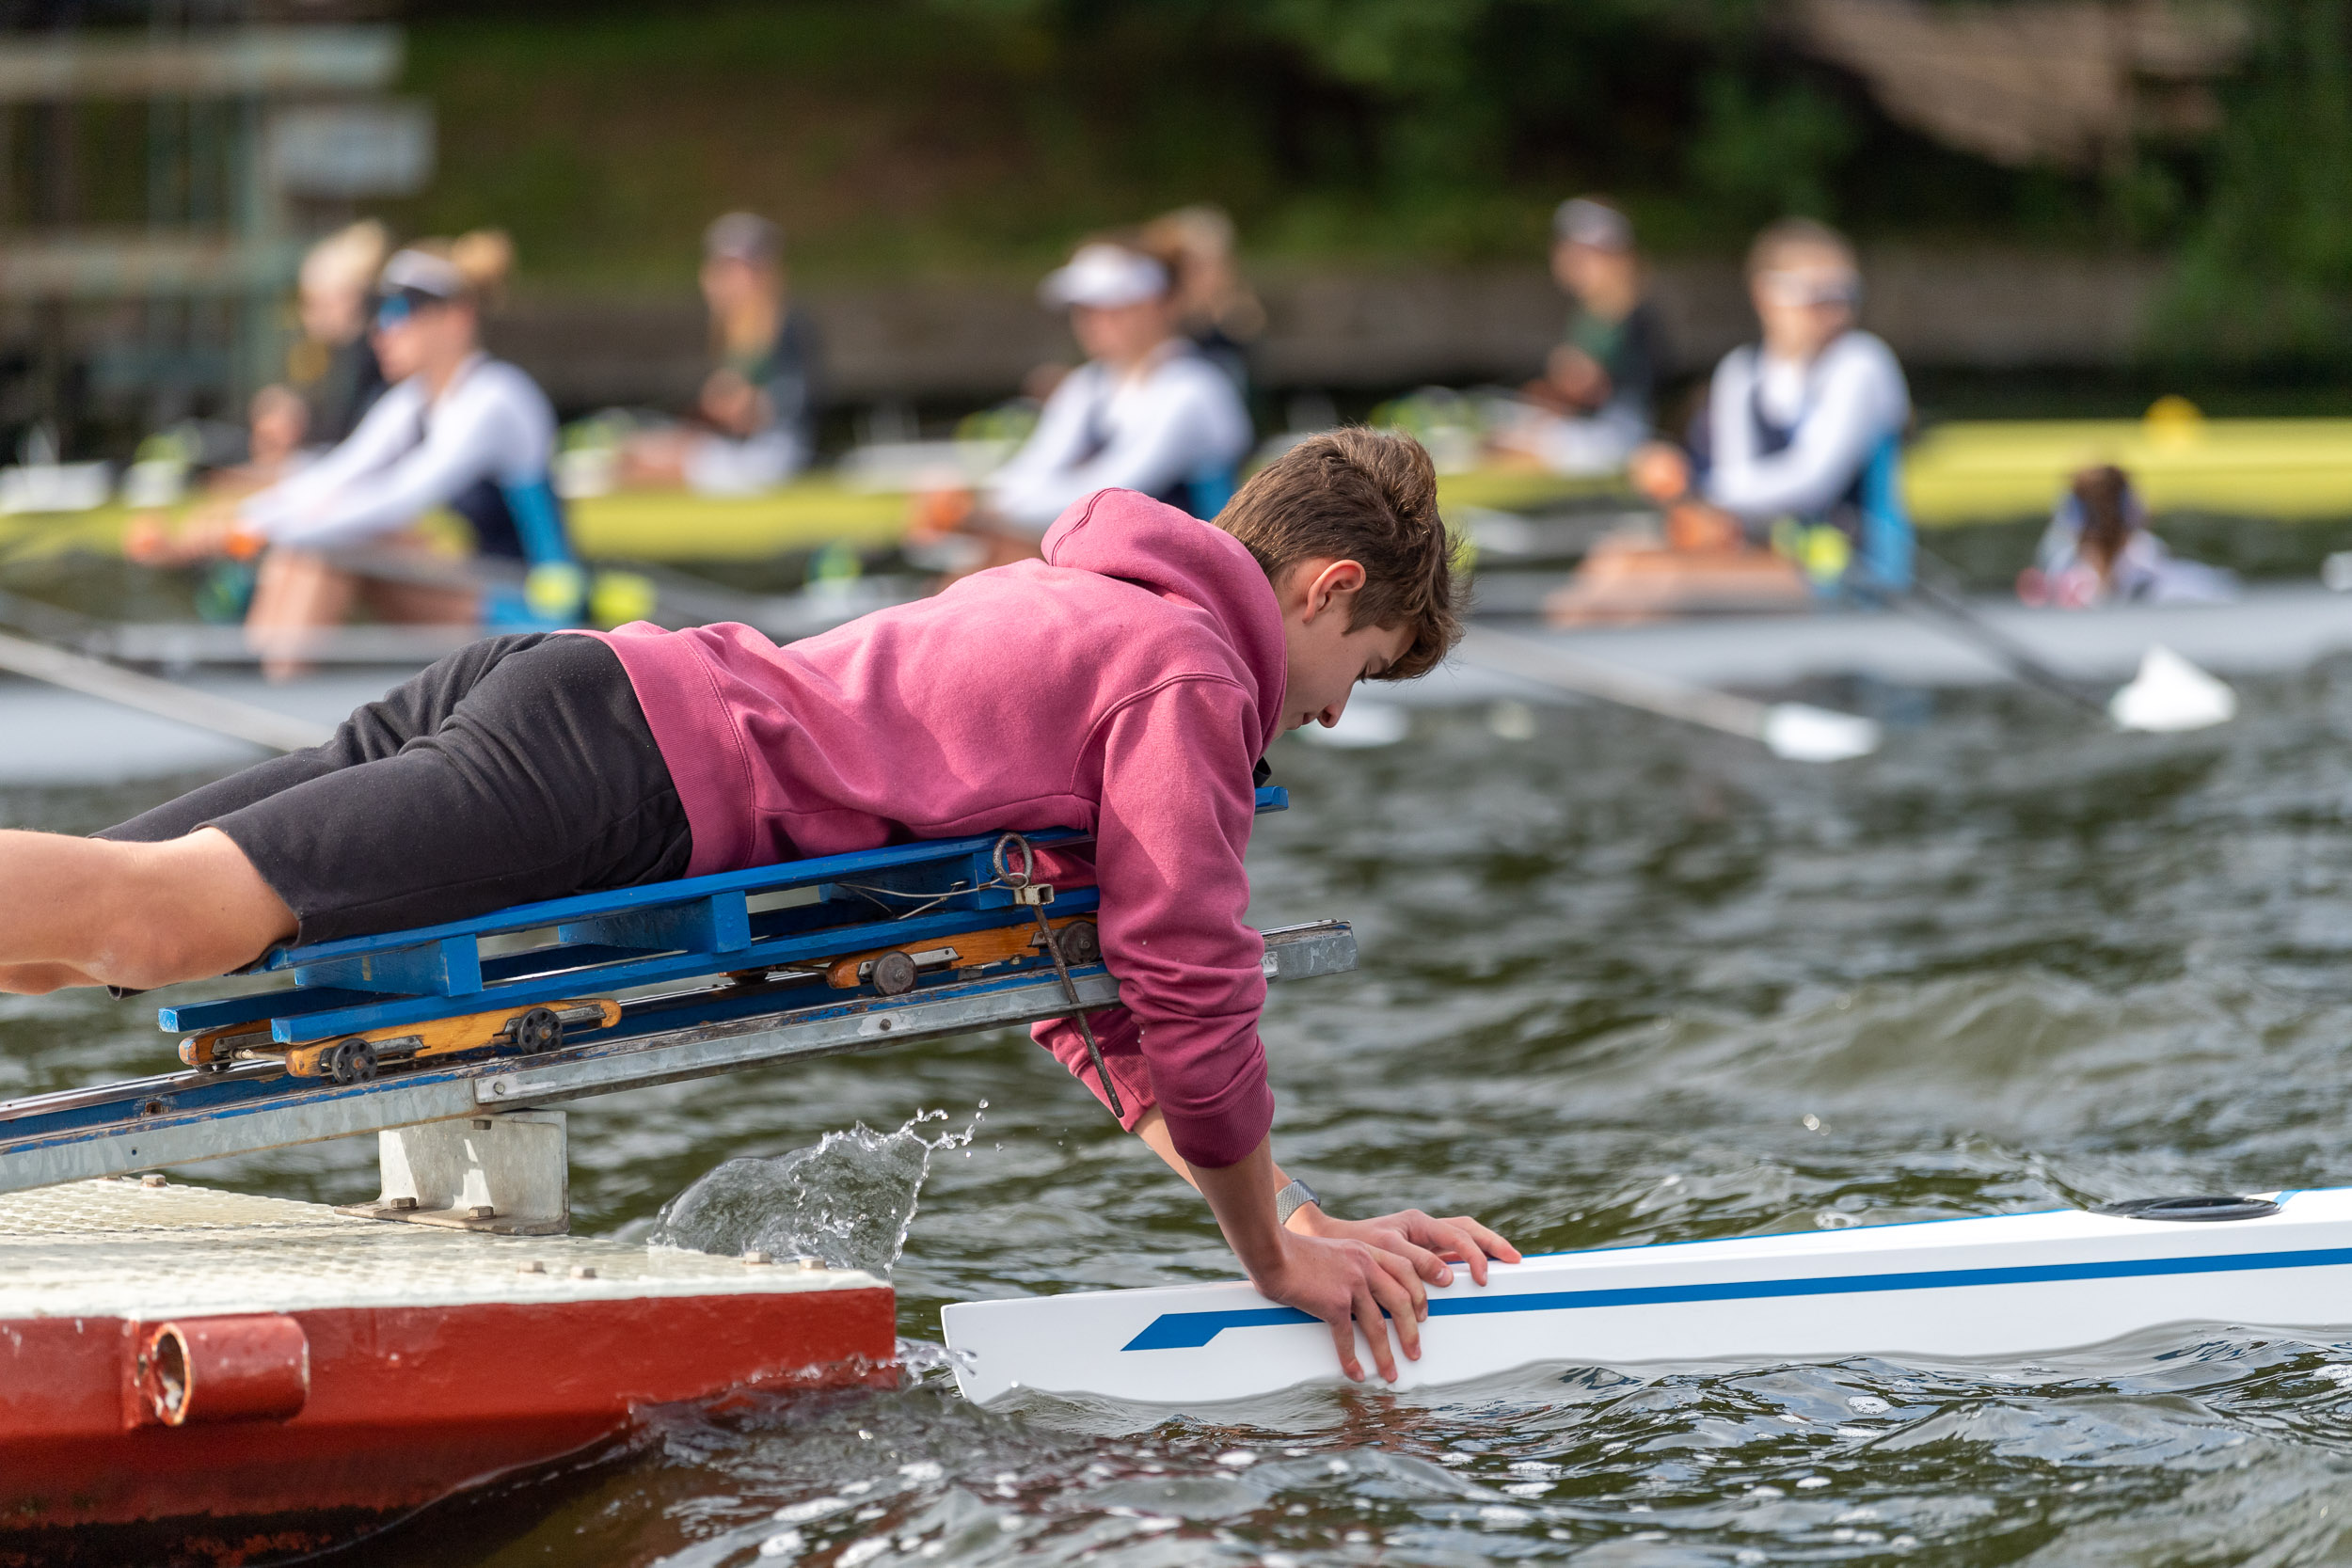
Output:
[1041, 489, 1288, 756]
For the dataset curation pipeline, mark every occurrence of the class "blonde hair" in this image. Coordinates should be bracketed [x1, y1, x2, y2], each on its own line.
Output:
[1142, 203, 1235, 261]
[300, 219, 389, 299]
[405, 230, 516, 306]
[1140, 203, 1264, 338]
[1745, 216, 1855, 277]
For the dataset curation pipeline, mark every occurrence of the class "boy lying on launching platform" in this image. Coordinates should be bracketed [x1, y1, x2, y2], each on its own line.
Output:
[0, 428, 1518, 1381]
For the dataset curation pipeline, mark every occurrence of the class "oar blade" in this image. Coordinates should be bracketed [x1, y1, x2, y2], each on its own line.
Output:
[1762, 703, 1882, 762]
[2108, 644, 2236, 733]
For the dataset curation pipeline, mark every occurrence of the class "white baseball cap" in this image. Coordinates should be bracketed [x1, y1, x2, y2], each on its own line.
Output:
[1553, 198, 1634, 252]
[1039, 244, 1169, 309]
[378, 248, 468, 303]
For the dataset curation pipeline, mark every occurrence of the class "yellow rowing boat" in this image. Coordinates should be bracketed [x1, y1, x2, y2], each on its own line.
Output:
[1904, 404, 2352, 523]
[0, 480, 913, 565]
[7, 405, 2348, 565]
[1442, 404, 2352, 525]
[4, 471, 1612, 563]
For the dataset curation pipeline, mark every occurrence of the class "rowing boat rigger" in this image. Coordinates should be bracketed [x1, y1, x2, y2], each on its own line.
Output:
[942, 1191, 2352, 1405]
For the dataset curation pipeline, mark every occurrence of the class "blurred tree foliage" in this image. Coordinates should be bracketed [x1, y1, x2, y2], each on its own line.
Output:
[392, 0, 2176, 292]
[2158, 0, 2352, 361]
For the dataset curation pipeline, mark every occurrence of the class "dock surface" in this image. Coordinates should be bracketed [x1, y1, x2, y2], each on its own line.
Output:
[0, 1178, 893, 1554]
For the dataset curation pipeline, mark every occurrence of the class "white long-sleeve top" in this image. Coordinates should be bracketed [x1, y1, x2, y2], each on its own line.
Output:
[2029, 498, 2239, 607]
[239, 355, 556, 550]
[986, 341, 1252, 531]
[1703, 331, 1909, 522]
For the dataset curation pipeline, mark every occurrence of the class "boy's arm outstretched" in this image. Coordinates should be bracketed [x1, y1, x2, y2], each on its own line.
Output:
[1131, 1109, 1519, 1383]
[1042, 660, 1517, 1380]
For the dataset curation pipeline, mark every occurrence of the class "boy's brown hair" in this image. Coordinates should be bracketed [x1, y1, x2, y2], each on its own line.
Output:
[1216, 427, 1462, 680]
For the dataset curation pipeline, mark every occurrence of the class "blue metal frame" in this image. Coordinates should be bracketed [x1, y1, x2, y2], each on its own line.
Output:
[0, 916, 1353, 1186]
[25, 959, 1107, 1153]
[159, 785, 1290, 1046]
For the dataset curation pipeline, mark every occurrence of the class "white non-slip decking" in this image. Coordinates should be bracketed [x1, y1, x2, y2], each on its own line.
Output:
[0, 1177, 880, 1320]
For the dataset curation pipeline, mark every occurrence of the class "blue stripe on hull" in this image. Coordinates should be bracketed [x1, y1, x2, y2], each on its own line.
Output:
[1120, 1243, 2352, 1352]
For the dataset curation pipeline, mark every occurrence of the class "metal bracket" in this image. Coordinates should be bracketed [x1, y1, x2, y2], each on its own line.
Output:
[334, 1109, 568, 1236]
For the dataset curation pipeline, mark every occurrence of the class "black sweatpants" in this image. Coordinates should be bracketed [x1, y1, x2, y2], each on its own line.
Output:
[99, 634, 694, 946]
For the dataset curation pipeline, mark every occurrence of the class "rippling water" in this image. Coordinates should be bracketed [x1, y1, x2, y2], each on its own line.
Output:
[15, 658, 2352, 1565]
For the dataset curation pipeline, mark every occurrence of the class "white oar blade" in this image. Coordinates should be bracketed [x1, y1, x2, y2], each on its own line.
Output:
[2108, 644, 2236, 733]
[1762, 703, 1881, 762]
[1459, 628, 1875, 762]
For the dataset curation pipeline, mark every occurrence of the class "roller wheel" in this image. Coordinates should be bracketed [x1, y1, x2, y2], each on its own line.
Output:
[323, 1037, 377, 1085]
[512, 1006, 564, 1055]
[1055, 921, 1102, 966]
[869, 950, 919, 996]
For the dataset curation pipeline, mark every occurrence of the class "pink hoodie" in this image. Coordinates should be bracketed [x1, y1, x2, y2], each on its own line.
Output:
[581, 489, 1288, 1167]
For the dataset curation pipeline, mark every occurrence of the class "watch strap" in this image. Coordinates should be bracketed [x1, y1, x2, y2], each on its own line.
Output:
[1274, 1177, 1323, 1226]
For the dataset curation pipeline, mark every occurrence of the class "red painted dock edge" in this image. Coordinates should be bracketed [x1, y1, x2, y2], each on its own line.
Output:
[0, 1287, 895, 1551]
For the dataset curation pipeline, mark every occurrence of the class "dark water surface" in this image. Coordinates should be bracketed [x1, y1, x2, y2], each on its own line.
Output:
[15, 663, 2352, 1565]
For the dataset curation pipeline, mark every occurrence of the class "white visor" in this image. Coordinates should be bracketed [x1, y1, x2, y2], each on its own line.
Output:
[1039, 245, 1168, 310]
[379, 248, 467, 302]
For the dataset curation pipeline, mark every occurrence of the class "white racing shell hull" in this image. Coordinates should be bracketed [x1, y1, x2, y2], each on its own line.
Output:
[942, 1189, 2352, 1406]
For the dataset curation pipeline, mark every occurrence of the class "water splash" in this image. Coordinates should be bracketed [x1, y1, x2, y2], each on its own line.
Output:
[647, 1107, 979, 1275]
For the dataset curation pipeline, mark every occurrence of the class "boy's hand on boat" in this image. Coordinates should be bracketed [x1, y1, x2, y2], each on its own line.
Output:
[1295, 1208, 1522, 1288]
[1261, 1231, 1425, 1383]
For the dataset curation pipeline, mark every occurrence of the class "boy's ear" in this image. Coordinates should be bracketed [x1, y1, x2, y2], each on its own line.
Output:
[1295, 558, 1366, 620]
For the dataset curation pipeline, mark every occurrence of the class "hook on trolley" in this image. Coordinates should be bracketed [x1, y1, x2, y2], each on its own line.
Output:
[991, 832, 1035, 889]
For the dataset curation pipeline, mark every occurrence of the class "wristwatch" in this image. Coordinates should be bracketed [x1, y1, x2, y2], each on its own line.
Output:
[1274, 1178, 1323, 1227]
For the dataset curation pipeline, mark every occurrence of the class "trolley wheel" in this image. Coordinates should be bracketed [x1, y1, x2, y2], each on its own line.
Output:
[511, 1006, 564, 1055]
[1055, 920, 1102, 966]
[869, 950, 919, 996]
[322, 1037, 377, 1085]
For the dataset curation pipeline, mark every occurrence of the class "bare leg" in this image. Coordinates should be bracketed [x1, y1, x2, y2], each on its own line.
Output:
[0, 828, 295, 993]
[361, 569, 478, 627]
[0, 962, 102, 991]
[246, 548, 358, 682]
[619, 426, 695, 487]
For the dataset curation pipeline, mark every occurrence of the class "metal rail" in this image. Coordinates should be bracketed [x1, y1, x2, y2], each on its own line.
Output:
[0, 921, 1356, 1196]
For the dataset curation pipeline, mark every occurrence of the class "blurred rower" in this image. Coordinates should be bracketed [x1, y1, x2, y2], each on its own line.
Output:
[1491, 197, 1665, 475]
[286, 220, 390, 447]
[160, 234, 578, 678]
[623, 212, 820, 494]
[2018, 465, 2236, 608]
[1547, 219, 1907, 623]
[929, 237, 1253, 572]
[1641, 219, 1910, 571]
[1140, 204, 1264, 398]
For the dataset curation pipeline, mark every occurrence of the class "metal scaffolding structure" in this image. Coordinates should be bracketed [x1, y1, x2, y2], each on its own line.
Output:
[0, 13, 424, 451]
